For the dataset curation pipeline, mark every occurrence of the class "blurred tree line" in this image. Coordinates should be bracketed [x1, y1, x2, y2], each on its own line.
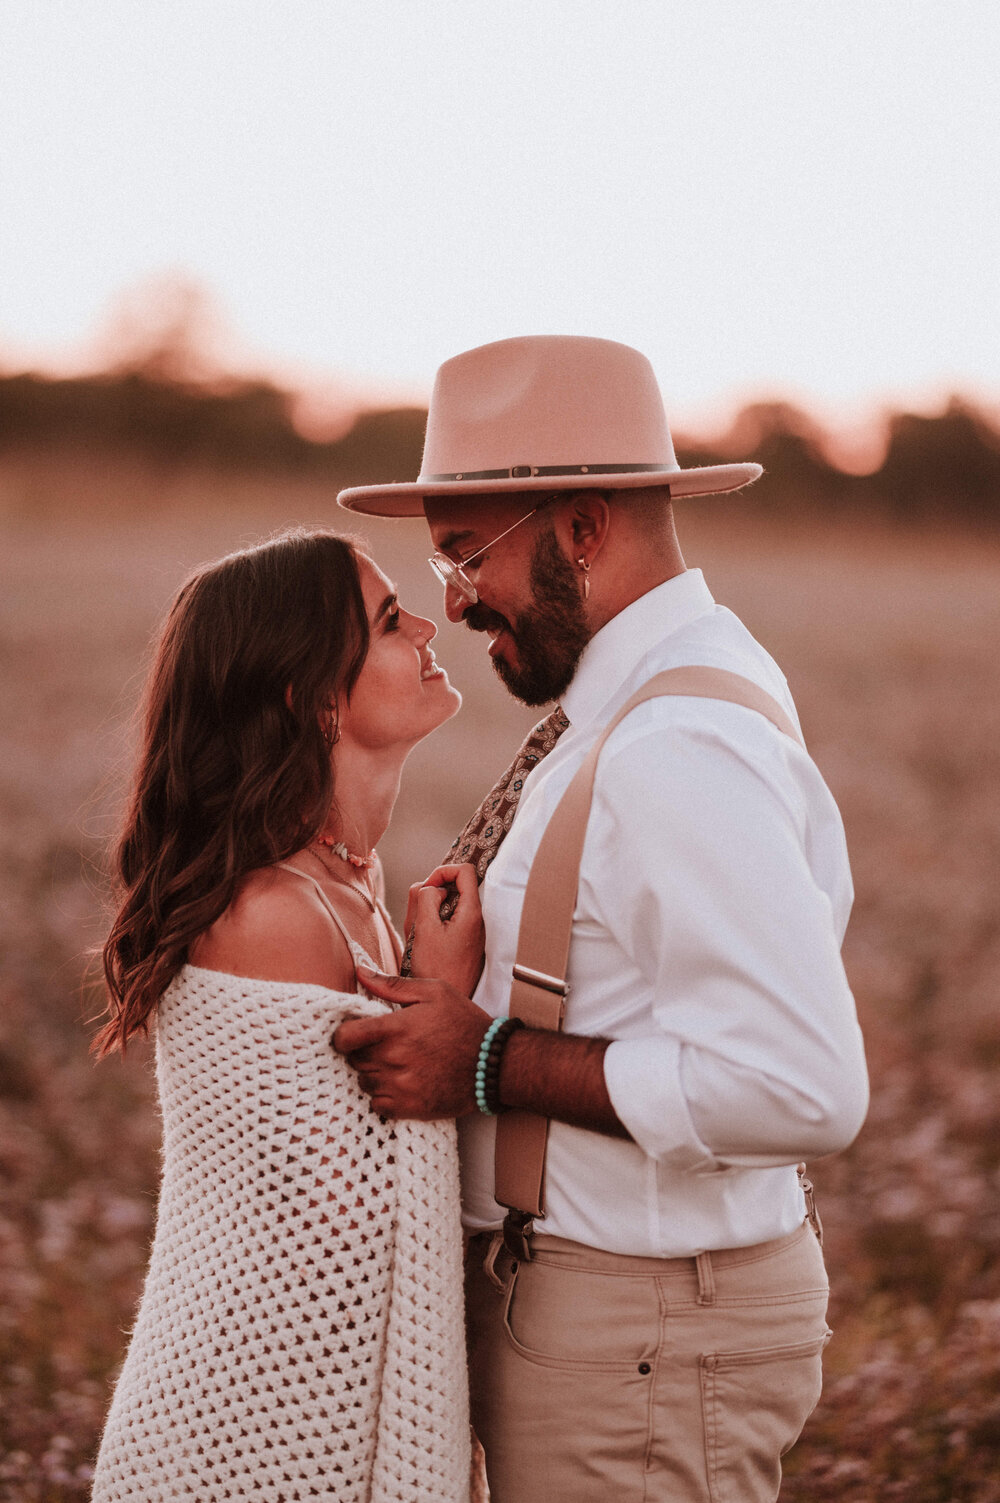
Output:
[2, 363, 999, 524]
[0, 366, 427, 490]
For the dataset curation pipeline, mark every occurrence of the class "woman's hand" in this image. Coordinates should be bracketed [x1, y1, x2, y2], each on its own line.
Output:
[406, 863, 485, 995]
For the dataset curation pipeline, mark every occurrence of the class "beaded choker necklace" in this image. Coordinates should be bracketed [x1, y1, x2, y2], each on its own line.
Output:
[315, 833, 377, 870]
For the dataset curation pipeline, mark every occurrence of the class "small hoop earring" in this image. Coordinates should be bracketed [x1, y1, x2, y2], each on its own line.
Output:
[577, 557, 591, 601]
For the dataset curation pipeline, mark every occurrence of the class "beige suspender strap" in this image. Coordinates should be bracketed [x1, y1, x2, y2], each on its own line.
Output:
[494, 666, 803, 1222]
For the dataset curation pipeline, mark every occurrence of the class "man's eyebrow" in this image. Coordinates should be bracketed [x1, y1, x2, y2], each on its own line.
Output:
[436, 529, 476, 557]
[374, 589, 398, 623]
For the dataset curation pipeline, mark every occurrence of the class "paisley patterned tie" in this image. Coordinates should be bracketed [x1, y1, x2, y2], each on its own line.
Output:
[445, 705, 571, 881]
[400, 705, 570, 970]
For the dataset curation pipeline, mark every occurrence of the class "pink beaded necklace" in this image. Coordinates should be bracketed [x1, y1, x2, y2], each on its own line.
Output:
[314, 832, 377, 870]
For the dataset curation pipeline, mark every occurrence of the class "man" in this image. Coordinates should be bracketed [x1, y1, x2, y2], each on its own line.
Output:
[334, 336, 868, 1502]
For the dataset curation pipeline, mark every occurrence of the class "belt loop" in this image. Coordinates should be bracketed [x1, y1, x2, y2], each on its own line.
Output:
[696, 1251, 716, 1306]
[798, 1164, 824, 1247]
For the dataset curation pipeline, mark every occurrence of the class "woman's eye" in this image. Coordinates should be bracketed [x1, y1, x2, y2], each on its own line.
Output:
[385, 606, 401, 632]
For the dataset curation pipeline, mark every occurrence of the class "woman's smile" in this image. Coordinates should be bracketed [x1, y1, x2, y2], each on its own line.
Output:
[420, 649, 447, 683]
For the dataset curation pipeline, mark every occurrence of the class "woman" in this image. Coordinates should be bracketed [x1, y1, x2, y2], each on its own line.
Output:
[90, 529, 486, 1503]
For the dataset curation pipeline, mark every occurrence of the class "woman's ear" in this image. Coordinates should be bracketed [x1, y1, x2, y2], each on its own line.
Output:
[285, 685, 339, 744]
[323, 700, 340, 746]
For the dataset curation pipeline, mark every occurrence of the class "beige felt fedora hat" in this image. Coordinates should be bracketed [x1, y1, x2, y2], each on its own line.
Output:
[338, 335, 761, 516]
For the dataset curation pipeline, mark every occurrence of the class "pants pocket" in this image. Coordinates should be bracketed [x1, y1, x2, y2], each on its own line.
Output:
[501, 1258, 658, 1371]
[701, 1328, 831, 1503]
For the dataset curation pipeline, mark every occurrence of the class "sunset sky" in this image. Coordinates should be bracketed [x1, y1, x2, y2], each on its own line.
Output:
[1, 1, 998, 431]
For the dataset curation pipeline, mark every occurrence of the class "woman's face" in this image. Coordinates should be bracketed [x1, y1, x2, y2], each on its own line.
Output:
[334, 557, 461, 753]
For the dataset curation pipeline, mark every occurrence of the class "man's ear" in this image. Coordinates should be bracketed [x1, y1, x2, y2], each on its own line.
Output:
[562, 490, 611, 565]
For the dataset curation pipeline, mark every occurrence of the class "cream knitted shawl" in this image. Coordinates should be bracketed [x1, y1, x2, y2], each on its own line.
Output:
[91, 964, 471, 1502]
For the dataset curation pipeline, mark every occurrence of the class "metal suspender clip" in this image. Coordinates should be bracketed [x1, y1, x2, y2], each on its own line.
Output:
[502, 1208, 536, 1262]
[511, 963, 569, 998]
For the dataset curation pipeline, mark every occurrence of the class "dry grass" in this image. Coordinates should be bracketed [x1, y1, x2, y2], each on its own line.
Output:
[1, 455, 999, 1500]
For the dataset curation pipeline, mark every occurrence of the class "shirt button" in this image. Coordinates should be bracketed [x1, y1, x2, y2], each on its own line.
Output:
[638, 1362, 652, 1375]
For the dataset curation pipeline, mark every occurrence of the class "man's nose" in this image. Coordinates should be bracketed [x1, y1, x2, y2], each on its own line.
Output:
[443, 579, 472, 623]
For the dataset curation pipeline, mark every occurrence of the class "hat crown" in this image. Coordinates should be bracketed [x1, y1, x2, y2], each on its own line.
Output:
[420, 335, 679, 479]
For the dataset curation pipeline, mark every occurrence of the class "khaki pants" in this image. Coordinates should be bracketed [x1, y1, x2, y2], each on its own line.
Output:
[465, 1220, 830, 1503]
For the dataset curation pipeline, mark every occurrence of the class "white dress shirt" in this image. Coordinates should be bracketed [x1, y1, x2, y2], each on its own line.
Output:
[460, 569, 869, 1257]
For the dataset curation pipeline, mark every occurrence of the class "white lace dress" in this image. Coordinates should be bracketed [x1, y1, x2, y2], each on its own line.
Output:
[91, 871, 470, 1503]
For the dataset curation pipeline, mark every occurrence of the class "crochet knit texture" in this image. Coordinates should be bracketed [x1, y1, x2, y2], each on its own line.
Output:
[91, 964, 470, 1502]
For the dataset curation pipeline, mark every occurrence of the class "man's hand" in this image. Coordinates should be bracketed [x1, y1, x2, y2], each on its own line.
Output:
[334, 967, 631, 1138]
[332, 969, 490, 1120]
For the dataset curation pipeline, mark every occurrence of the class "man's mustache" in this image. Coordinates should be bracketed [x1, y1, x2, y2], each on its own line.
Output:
[463, 602, 512, 636]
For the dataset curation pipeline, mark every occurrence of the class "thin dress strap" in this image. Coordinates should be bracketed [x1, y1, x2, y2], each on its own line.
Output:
[275, 861, 383, 976]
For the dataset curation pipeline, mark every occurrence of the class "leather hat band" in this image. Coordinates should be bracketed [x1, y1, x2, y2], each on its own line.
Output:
[423, 462, 676, 482]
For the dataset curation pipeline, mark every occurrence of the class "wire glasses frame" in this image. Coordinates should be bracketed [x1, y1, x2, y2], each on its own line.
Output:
[427, 494, 556, 605]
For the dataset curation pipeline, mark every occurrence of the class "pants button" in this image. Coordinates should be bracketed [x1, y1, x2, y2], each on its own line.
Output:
[638, 1362, 652, 1375]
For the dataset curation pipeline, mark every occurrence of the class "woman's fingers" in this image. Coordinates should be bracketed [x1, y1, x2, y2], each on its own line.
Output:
[421, 862, 478, 890]
[406, 862, 484, 992]
[449, 863, 481, 901]
[415, 883, 447, 925]
[404, 881, 423, 937]
[411, 864, 481, 929]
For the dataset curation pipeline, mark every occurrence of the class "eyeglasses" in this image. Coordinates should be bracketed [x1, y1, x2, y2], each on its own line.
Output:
[428, 494, 556, 606]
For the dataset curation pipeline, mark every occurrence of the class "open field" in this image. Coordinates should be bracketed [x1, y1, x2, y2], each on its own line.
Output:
[2, 456, 999, 1500]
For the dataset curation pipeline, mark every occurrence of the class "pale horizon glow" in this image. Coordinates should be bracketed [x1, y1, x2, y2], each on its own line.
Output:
[2, 2, 998, 438]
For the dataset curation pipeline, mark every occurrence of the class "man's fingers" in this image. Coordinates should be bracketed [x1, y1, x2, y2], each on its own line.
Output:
[355, 966, 448, 1008]
[332, 1014, 394, 1054]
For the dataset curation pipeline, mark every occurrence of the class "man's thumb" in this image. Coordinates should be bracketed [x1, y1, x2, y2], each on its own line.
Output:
[356, 965, 431, 1007]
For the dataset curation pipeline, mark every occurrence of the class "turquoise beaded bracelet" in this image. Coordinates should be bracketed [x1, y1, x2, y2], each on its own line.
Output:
[474, 1016, 524, 1115]
[475, 1018, 509, 1115]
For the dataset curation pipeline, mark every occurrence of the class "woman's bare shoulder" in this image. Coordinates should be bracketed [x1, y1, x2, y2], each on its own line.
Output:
[189, 865, 356, 992]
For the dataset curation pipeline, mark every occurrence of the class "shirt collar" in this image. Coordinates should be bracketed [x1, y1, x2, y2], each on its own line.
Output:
[561, 569, 716, 730]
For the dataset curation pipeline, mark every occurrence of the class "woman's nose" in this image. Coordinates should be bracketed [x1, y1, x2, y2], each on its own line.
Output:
[414, 612, 438, 642]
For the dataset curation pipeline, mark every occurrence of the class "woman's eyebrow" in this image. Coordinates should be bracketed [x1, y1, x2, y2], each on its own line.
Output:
[374, 589, 398, 623]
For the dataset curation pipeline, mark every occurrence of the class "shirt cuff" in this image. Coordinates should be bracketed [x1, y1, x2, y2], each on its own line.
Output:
[603, 1036, 720, 1174]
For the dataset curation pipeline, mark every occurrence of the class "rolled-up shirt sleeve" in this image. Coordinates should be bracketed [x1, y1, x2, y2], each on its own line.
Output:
[593, 708, 869, 1171]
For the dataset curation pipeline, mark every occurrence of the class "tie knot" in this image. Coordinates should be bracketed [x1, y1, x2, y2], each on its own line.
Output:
[534, 705, 570, 746]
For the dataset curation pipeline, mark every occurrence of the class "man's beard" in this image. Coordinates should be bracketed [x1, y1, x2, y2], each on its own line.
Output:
[464, 527, 591, 706]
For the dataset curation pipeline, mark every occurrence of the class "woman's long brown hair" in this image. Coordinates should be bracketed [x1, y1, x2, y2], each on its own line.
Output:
[94, 529, 370, 1056]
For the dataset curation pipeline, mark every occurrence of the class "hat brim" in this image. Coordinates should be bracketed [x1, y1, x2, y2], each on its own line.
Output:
[337, 462, 762, 517]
